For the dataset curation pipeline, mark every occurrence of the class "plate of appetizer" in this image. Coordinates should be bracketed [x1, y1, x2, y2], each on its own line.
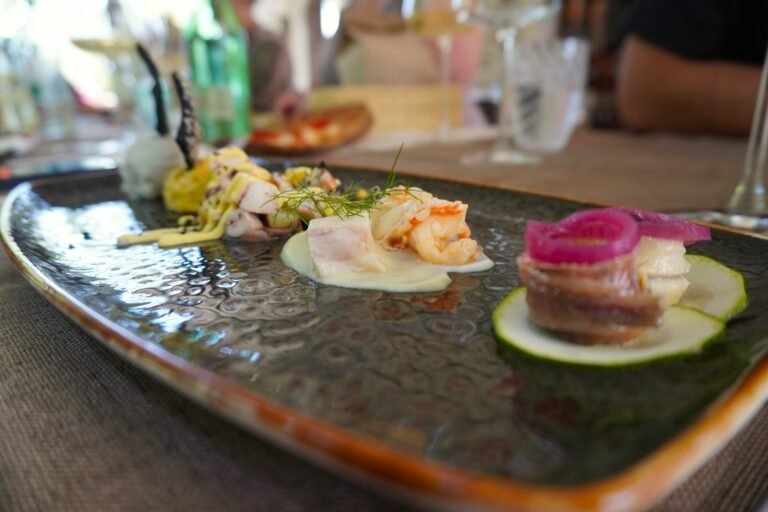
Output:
[4, 45, 768, 512]
[3, 145, 768, 511]
[494, 207, 746, 366]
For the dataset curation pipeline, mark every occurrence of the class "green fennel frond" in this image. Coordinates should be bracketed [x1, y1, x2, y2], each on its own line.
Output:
[273, 144, 413, 222]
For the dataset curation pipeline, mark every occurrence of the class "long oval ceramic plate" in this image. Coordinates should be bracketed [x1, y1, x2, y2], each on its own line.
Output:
[3, 168, 768, 512]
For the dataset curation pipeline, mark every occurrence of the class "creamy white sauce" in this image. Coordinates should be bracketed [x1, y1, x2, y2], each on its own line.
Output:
[281, 231, 494, 292]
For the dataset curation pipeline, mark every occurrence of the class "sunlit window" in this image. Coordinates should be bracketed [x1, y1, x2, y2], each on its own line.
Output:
[1, 0, 199, 111]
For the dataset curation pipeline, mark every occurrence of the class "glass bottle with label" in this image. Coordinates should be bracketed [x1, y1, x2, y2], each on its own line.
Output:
[186, 0, 251, 142]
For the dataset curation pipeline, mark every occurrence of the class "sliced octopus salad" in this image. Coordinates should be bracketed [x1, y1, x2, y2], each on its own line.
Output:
[118, 147, 340, 248]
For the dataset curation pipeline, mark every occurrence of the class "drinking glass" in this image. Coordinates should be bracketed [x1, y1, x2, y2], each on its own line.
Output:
[455, 0, 562, 165]
[401, 0, 467, 141]
[723, 41, 768, 228]
[682, 41, 768, 231]
[511, 36, 588, 153]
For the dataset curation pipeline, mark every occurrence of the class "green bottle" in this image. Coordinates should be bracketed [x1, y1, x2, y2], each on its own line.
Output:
[186, 0, 251, 142]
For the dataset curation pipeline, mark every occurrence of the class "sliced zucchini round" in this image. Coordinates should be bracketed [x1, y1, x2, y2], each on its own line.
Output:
[678, 255, 748, 321]
[493, 288, 724, 367]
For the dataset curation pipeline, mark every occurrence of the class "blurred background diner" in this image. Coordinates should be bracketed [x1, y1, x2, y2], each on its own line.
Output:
[0, 0, 595, 167]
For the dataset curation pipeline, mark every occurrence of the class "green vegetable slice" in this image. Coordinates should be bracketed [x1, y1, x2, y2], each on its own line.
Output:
[493, 288, 724, 367]
[678, 255, 748, 321]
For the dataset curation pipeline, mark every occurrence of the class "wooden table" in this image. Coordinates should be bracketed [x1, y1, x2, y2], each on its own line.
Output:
[328, 129, 747, 212]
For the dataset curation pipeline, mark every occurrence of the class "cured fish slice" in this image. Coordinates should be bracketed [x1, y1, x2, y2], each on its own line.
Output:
[307, 215, 385, 277]
[518, 252, 664, 345]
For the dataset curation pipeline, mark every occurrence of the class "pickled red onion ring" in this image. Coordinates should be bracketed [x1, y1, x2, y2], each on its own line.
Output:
[607, 207, 711, 244]
[525, 209, 640, 264]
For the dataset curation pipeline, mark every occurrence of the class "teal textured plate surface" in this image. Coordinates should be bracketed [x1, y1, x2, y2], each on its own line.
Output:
[3, 167, 768, 511]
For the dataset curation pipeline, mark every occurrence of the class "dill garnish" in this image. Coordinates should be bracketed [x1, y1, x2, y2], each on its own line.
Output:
[273, 144, 412, 222]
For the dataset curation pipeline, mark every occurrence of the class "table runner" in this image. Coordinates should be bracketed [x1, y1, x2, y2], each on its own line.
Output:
[0, 246, 410, 512]
[2, 243, 768, 511]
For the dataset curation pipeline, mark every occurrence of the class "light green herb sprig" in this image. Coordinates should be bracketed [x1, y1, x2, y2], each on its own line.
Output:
[274, 144, 411, 222]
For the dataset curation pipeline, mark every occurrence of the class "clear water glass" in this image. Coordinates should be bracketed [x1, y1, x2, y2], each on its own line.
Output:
[727, 41, 768, 219]
[511, 37, 589, 153]
[455, 0, 563, 165]
[682, 41, 768, 232]
[402, 0, 466, 141]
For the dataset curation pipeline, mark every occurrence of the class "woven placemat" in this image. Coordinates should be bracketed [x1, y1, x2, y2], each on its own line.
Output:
[1, 246, 766, 512]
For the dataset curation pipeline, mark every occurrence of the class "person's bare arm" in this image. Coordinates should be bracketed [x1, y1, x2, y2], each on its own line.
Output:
[617, 36, 761, 136]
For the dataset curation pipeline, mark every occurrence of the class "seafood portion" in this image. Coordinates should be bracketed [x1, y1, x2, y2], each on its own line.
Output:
[518, 208, 711, 345]
[120, 45, 187, 201]
[281, 187, 493, 292]
[370, 187, 478, 266]
[118, 147, 493, 292]
[519, 252, 663, 344]
[307, 214, 385, 277]
[119, 146, 339, 248]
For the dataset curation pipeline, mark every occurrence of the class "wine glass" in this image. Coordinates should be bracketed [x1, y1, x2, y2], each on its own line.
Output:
[455, 0, 562, 165]
[401, 0, 468, 141]
[680, 42, 768, 232]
